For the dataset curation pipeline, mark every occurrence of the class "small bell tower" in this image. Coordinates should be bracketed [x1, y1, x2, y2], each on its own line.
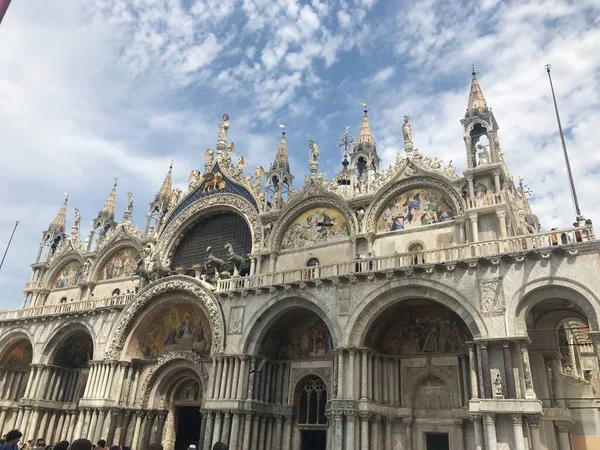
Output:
[145, 161, 173, 237]
[265, 125, 293, 210]
[36, 193, 69, 264]
[87, 179, 118, 251]
[349, 103, 380, 195]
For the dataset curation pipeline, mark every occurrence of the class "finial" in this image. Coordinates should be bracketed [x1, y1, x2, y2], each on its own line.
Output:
[545, 63, 551, 73]
[472, 64, 476, 78]
[64, 192, 69, 204]
[360, 102, 368, 116]
[168, 160, 173, 170]
[279, 124, 286, 136]
[113, 177, 118, 188]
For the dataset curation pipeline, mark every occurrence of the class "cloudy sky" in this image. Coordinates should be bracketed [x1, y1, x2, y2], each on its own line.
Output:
[0, 0, 599, 309]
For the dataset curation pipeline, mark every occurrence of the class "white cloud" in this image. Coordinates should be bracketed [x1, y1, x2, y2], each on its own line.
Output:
[369, 66, 395, 85]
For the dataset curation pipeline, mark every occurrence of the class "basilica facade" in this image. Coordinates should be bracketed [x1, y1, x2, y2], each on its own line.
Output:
[0, 72, 599, 450]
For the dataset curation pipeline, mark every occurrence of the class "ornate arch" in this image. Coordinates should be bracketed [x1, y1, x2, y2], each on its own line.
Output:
[42, 252, 85, 289]
[406, 362, 460, 409]
[346, 278, 486, 347]
[242, 291, 342, 356]
[40, 321, 96, 364]
[139, 351, 209, 408]
[271, 196, 357, 252]
[105, 276, 225, 359]
[288, 370, 332, 407]
[465, 119, 493, 134]
[507, 277, 600, 335]
[0, 329, 35, 363]
[156, 193, 263, 264]
[364, 177, 465, 234]
[89, 238, 143, 282]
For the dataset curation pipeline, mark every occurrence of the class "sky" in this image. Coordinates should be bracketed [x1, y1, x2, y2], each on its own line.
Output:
[0, 0, 599, 309]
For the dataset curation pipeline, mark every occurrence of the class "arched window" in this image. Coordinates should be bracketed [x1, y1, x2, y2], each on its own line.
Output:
[112, 288, 121, 296]
[60, 297, 67, 303]
[304, 258, 320, 280]
[306, 258, 320, 267]
[408, 243, 425, 265]
[297, 377, 327, 425]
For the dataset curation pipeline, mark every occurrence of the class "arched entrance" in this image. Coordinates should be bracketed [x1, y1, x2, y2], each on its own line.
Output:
[0, 338, 33, 402]
[363, 299, 472, 450]
[250, 306, 334, 450]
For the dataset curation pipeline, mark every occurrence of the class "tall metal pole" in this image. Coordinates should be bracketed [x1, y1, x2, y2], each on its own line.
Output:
[0, 221, 19, 271]
[0, 0, 13, 25]
[545, 64, 582, 219]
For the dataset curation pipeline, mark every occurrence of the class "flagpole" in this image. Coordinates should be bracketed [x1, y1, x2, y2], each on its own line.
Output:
[545, 64, 582, 221]
[0, 0, 13, 25]
[0, 221, 19, 272]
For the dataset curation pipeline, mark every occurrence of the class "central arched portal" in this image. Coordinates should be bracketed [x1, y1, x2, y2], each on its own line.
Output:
[254, 306, 334, 450]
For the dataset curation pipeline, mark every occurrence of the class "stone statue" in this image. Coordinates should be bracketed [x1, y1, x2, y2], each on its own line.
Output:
[222, 141, 235, 167]
[431, 157, 441, 170]
[477, 144, 490, 165]
[254, 166, 265, 193]
[493, 373, 504, 398]
[356, 208, 365, 229]
[236, 156, 248, 178]
[82, 258, 91, 277]
[263, 222, 273, 248]
[204, 149, 214, 172]
[74, 208, 81, 228]
[169, 188, 182, 210]
[309, 140, 320, 166]
[402, 115, 413, 142]
[126, 192, 134, 214]
[444, 162, 455, 178]
[218, 114, 230, 141]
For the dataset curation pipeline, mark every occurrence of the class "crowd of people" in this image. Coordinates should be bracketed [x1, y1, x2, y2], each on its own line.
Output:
[0, 430, 228, 450]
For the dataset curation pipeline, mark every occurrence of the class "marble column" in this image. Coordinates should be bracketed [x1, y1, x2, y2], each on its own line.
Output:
[519, 341, 536, 399]
[54, 412, 65, 443]
[283, 416, 292, 450]
[237, 357, 247, 400]
[526, 416, 541, 450]
[222, 412, 232, 445]
[250, 415, 259, 450]
[273, 415, 283, 450]
[0, 408, 7, 434]
[483, 413, 497, 450]
[89, 409, 100, 442]
[131, 411, 144, 450]
[348, 350, 355, 399]
[231, 358, 240, 400]
[333, 413, 343, 450]
[385, 417, 393, 450]
[555, 422, 572, 450]
[38, 410, 50, 440]
[469, 213, 479, 243]
[370, 415, 379, 450]
[28, 408, 41, 441]
[360, 414, 370, 450]
[503, 341, 517, 399]
[23, 366, 36, 398]
[119, 411, 134, 446]
[511, 415, 525, 450]
[242, 414, 252, 449]
[346, 414, 355, 450]
[73, 409, 86, 440]
[204, 413, 216, 450]
[403, 418, 412, 450]
[361, 350, 368, 400]
[230, 413, 241, 449]
[480, 343, 492, 398]
[219, 358, 229, 399]
[247, 358, 256, 401]
[129, 366, 141, 406]
[470, 414, 484, 450]
[105, 363, 117, 398]
[107, 409, 120, 446]
[156, 411, 168, 444]
[454, 419, 464, 449]
[114, 364, 127, 405]
[257, 415, 266, 450]
[213, 412, 223, 445]
[20, 407, 32, 441]
[337, 352, 344, 399]
[141, 412, 156, 450]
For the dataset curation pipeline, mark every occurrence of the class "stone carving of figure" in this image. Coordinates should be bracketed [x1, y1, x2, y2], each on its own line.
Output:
[222, 141, 235, 167]
[477, 144, 490, 165]
[431, 157, 441, 170]
[309, 140, 320, 167]
[218, 114, 230, 141]
[356, 208, 365, 230]
[493, 373, 504, 397]
[169, 188, 182, 210]
[254, 166, 265, 193]
[74, 208, 81, 228]
[127, 192, 134, 214]
[204, 149, 214, 172]
[402, 115, 413, 142]
[444, 162, 455, 178]
[82, 258, 91, 277]
[236, 156, 248, 178]
[263, 222, 273, 248]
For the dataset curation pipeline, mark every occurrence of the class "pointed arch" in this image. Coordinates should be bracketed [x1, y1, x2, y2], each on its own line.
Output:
[89, 238, 143, 282]
[42, 252, 85, 289]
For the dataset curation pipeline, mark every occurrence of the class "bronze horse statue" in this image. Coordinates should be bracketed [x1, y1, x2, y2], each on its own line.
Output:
[224, 242, 244, 274]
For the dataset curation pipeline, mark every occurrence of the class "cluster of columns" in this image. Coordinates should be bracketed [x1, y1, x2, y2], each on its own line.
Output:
[202, 411, 292, 450]
[1, 407, 78, 443]
[82, 361, 139, 407]
[0, 368, 29, 402]
[544, 353, 567, 408]
[25, 365, 81, 403]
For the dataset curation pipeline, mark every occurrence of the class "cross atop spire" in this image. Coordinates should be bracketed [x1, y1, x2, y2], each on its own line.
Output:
[467, 65, 488, 114]
[48, 192, 69, 234]
[357, 102, 374, 145]
[272, 124, 290, 172]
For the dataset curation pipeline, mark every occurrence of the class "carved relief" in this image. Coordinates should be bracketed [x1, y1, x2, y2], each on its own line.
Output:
[281, 207, 350, 250]
[288, 367, 331, 406]
[229, 306, 244, 335]
[480, 278, 505, 313]
[402, 360, 459, 409]
[104, 276, 224, 359]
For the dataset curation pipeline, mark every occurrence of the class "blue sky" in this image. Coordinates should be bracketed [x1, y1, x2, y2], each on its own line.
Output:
[0, 0, 599, 309]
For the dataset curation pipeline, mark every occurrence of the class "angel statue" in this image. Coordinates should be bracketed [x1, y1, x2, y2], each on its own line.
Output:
[444, 161, 455, 178]
[188, 169, 201, 192]
[477, 144, 490, 165]
[402, 115, 413, 142]
[218, 114, 230, 140]
[222, 141, 235, 167]
[204, 148, 214, 172]
[245, 173, 253, 185]
[309, 140, 320, 164]
[126, 192, 134, 214]
[236, 156, 248, 178]
[73, 208, 81, 228]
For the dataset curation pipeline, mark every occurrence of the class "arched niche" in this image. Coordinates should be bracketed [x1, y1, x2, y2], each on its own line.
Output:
[0, 338, 33, 402]
[126, 299, 212, 359]
[97, 246, 140, 281]
[259, 308, 333, 360]
[52, 329, 94, 368]
[279, 207, 351, 251]
[51, 260, 84, 289]
[364, 299, 472, 355]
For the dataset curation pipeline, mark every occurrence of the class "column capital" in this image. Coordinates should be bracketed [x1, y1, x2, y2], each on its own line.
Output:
[402, 417, 413, 426]
[454, 419, 464, 428]
[483, 413, 495, 424]
[511, 414, 522, 425]
[469, 414, 482, 423]
[98, 409, 107, 416]
[359, 413, 371, 422]
[555, 421, 572, 433]
[371, 414, 380, 423]
[146, 410, 157, 419]
[333, 412, 344, 421]
[135, 410, 145, 418]
[275, 415, 284, 424]
[158, 410, 168, 419]
[525, 415, 540, 428]
[385, 416, 395, 424]
[109, 408, 120, 417]
[468, 212, 479, 221]
[345, 413, 356, 422]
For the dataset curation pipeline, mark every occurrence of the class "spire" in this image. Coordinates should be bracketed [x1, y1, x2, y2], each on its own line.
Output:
[272, 125, 290, 172]
[356, 103, 374, 145]
[467, 65, 488, 113]
[49, 193, 68, 234]
[158, 161, 173, 199]
[101, 178, 118, 218]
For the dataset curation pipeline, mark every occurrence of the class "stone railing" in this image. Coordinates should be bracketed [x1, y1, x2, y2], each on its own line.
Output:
[24, 281, 41, 290]
[467, 192, 505, 209]
[0, 293, 133, 321]
[215, 225, 595, 292]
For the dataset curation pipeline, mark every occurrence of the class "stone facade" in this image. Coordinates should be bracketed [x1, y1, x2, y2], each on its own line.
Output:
[0, 73, 599, 450]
